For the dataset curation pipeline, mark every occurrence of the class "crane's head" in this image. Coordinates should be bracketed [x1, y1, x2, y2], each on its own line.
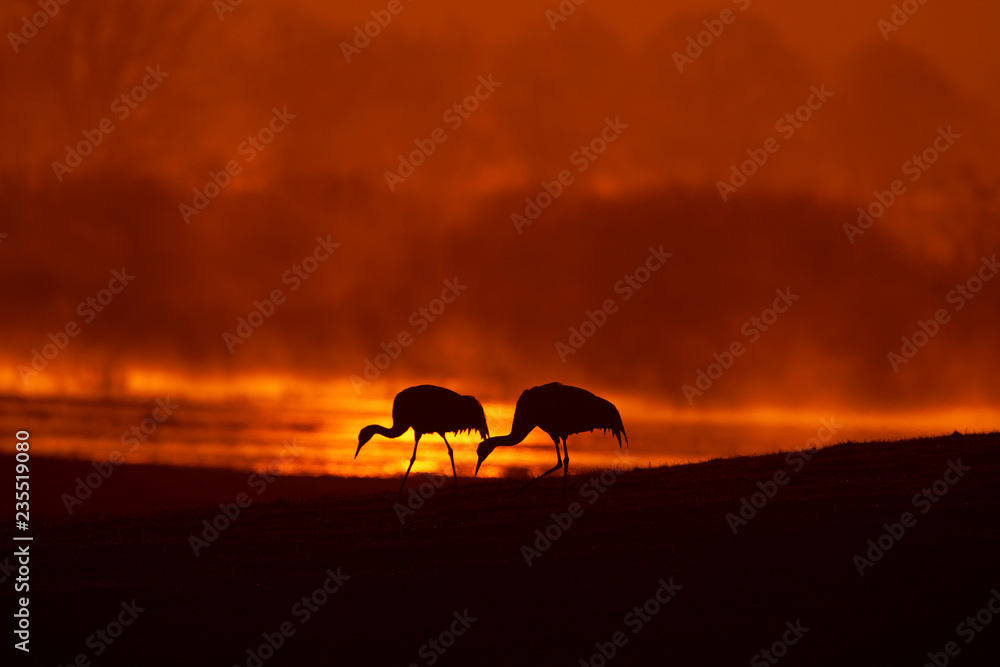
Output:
[475, 436, 501, 476]
[355, 425, 378, 459]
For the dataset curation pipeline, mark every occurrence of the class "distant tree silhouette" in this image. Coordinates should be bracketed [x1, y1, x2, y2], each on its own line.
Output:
[476, 382, 627, 495]
[356, 385, 488, 494]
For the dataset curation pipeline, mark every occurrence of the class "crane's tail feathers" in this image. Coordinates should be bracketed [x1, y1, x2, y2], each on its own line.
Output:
[599, 426, 627, 448]
[453, 426, 490, 437]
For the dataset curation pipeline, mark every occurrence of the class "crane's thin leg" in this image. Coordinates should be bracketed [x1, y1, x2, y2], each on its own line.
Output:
[562, 437, 570, 501]
[442, 434, 458, 489]
[399, 433, 421, 496]
[516, 438, 563, 496]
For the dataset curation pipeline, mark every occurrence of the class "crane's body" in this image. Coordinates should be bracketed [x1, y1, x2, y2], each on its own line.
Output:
[476, 382, 627, 493]
[356, 385, 489, 493]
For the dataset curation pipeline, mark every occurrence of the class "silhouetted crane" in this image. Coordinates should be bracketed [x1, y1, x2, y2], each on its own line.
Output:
[356, 385, 489, 493]
[475, 382, 627, 494]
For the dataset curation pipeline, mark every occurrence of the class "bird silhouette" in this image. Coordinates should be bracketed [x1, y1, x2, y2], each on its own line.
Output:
[356, 385, 489, 494]
[475, 382, 627, 494]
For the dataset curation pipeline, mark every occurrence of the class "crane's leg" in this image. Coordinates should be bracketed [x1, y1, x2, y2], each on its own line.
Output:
[442, 434, 458, 489]
[516, 437, 563, 496]
[399, 433, 421, 495]
[562, 437, 570, 501]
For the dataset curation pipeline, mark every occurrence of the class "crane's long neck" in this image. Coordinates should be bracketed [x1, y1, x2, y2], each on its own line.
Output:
[476, 417, 536, 475]
[368, 421, 409, 440]
[494, 417, 536, 448]
[356, 420, 410, 459]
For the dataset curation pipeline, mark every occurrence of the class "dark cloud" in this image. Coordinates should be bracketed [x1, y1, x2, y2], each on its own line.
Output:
[1, 0, 997, 417]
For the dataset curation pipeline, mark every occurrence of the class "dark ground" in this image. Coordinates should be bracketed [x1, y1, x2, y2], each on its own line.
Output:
[3, 432, 999, 666]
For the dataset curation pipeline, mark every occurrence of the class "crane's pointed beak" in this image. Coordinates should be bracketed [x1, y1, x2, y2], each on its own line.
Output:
[475, 456, 483, 477]
[354, 443, 362, 459]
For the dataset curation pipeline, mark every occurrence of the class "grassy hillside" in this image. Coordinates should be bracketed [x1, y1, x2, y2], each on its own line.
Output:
[4, 433, 999, 665]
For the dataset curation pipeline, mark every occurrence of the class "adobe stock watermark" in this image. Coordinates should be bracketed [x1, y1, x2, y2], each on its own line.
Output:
[213, 0, 242, 20]
[844, 127, 960, 244]
[407, 610, 477, 667]
[188, 439, 303, 556]
[233, 567, 349, 667]
[512, 116, 628, 234]
[393, 472, 448, 524]
[750, 620, 810, 666]
[725, 418, 841, 534]
[887, 254, 997, 372]
[556, 245, 672, 363]
[521, 449, 636, 567]
[681, 287, 799, 404]
[17, 268, 135, 384]
[222, 236, 339, 353]
[349, 277, 468, 393]
[878, 0, 930, 41]
[51, 65, 169, 182]
[7, 0, 71, 54]
[60, 398, 180, 514]
[852, 459, 970, 576]
[716, 84, 833, 201]
[384, 75, 501, 192]
[55, 600, 145, 666]
[340, 0, 414, 63]
[577, 577, 683, 666]
[672, 0, 751, 73]
[921, 588, 1000, 667]
[545, 0, 588, 30]
[179, 106, 295, 224]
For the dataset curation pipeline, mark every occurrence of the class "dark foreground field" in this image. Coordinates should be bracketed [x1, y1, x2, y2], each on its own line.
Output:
[4, 433, 1000, 666]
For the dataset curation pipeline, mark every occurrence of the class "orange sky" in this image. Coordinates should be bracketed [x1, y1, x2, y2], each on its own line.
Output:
[1, 0, 998, 470]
